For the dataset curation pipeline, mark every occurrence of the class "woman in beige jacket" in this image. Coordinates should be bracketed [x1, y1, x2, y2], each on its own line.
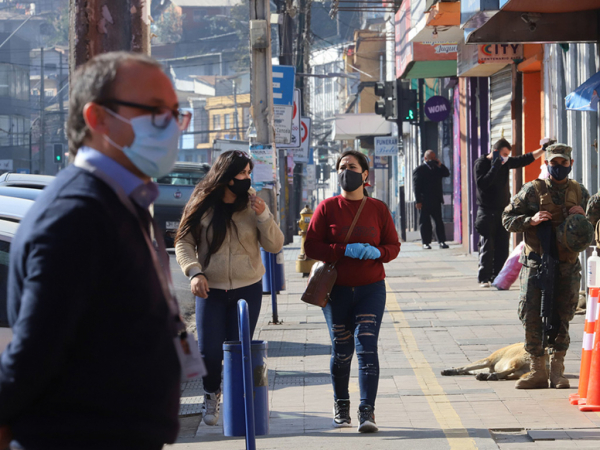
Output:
[175, 150, 284, 426]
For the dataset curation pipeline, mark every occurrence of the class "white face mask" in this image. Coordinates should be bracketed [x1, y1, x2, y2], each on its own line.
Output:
[501, 155, 509, 163]
[103, 108, 181, 178]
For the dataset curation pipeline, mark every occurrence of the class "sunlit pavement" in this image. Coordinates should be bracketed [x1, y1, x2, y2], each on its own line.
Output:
[168, 241, 600, 450]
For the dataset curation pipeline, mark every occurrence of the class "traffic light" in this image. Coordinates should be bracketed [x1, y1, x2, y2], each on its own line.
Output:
[374, 81, 395, 120]
[398, 82, 417, 122]
[53, 144, 63, 164]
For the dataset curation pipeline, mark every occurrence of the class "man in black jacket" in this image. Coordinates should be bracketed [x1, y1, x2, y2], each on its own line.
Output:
[413, 150, 450, 249]
[474, 138, 546, 287]
[0, 52, 188, 449]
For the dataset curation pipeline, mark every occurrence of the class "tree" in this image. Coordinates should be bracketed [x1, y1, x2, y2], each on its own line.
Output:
[152, 4, 183, 44]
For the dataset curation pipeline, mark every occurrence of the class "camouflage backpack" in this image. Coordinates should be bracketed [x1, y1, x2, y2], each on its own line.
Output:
[557, 214, 594, 253]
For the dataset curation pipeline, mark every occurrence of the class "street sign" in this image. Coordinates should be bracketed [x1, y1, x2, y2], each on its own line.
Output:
[287, 117, 311, 162]
[274, 105, 293, 144]
[213, 139, 249, 153]
[0, 159, 13, 171]
[272, 65, 295, 106]
[424, 96, 451, 122]
[278, 89, 301, 148]
[374, 136, 398, 156]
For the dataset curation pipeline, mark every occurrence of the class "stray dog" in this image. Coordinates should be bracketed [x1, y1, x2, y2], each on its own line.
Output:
[440, 343, 546, 381]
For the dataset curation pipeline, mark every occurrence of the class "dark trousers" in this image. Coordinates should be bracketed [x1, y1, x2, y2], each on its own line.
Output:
[196, 281, 263, 393]
[322, 280, 386, 408]
[419, 201, 446, 245]
[476, 208, 509, 283]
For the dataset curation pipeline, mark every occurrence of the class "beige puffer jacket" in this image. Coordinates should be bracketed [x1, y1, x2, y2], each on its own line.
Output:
[175, 199, 284, 291]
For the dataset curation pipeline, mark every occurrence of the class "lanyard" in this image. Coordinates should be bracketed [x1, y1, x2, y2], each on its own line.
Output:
[74, 159, 182, 324]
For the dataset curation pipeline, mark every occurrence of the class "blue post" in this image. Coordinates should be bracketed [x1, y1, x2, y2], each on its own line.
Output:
[269, 252, 279, 324]
[237, 300, 256, 450]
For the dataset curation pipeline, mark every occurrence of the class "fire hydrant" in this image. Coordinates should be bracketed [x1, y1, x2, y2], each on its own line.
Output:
[296, 205, 316, 277]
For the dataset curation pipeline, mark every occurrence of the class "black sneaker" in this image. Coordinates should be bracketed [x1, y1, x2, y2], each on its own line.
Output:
[439, 242, 449, 249]
[357, 405, 378, 433]
[423, 244, 432, 249]
[333, 399, 352, 428]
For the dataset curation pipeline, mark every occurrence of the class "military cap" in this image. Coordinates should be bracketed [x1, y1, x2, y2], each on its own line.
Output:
[546, 143, 572, 162]
[557, 214, 594, 253]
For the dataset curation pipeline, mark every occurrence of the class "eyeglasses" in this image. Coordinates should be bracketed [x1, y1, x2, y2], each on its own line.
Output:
[101, 98, 192, 131]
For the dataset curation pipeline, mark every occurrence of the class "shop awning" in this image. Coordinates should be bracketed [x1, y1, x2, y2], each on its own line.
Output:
[403, 60, 458, 79]
[565, 71, 600, 111]
[465, 1, 600, 44]
[333, 114, 393, 140]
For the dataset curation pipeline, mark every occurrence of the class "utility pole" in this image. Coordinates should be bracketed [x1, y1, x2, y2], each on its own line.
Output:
[59, 50, 65, 170]
[250, 0, 279, 324]
[69, 0, 151, 73]
[40, 47, 45, 175]
[233, 80, 240, 140]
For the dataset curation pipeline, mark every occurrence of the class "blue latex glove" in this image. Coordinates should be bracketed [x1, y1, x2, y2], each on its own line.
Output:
[363, 245, 381, 260]
[345, 243, 368, 259]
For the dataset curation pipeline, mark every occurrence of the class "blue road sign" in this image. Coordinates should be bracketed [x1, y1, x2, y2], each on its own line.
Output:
[272, 65, 295, 106]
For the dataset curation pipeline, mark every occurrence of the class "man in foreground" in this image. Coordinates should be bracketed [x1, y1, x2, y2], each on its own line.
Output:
[0, 52, 188, 449]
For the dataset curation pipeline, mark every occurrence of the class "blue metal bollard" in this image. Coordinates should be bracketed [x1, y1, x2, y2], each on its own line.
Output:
[260, 248, 285, 293]
[222, 300, 269, 445]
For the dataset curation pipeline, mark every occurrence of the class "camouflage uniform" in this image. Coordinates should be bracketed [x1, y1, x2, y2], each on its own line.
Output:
[502, 147, 589, 358]
[586, 192, 600, 230]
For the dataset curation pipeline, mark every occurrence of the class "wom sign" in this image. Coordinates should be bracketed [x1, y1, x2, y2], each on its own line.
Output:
[424, 96, 450, 122]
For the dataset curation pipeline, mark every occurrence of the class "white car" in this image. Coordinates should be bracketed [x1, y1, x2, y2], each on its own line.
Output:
[0, 196, 35, 352]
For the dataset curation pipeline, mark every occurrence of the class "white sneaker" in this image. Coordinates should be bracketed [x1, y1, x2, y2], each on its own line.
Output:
[202, 391, 221, 426]
[480, 282, 491, 288]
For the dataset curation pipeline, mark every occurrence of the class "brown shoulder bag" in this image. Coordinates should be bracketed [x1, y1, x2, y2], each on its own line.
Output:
[301, 197, 367, 307]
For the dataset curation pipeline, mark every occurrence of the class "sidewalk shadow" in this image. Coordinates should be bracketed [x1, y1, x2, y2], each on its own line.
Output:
[181, 420, 494, 444]
[267, 341, 331, 357]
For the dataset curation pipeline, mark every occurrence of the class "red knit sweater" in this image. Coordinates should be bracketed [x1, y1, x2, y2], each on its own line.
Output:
[304, 195, 400, 287]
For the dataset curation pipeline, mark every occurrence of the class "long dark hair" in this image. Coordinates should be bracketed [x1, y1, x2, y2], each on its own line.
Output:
[175, 150, 254, 268]
[336, 150, 370, 197]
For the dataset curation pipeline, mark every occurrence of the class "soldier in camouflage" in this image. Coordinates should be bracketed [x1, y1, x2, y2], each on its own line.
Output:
[502, 143, 589, 389]
[586, 190, 600, 230]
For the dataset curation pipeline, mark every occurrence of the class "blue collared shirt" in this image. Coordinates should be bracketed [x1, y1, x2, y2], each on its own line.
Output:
[75, 146, 159, 209]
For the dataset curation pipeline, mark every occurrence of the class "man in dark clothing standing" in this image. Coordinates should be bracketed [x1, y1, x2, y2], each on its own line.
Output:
[0, 52, 194, 449]
[474, 138, 546, 287]
[413, 150, 450, 249]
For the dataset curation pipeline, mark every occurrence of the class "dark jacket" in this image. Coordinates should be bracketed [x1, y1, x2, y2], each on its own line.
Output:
[474, 153, 535, 210]
[412, 161, 450, 205]
[2, 166, 181, 450]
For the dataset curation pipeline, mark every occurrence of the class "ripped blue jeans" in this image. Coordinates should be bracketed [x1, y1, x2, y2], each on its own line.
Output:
[322, 280, 386, 408]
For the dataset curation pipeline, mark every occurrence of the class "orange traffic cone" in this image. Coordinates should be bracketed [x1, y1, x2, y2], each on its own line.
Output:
[579, 299, 600, 412]
[570, 288, 599, 405]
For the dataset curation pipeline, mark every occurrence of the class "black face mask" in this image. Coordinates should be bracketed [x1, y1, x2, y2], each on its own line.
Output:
[338, 169, 364, 192]
[548, 164, 571, 181]
[228, 178, 251, 196]
[426, 160, 437, 167]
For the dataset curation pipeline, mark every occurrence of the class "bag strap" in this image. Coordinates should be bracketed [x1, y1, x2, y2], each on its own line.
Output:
[343, 196, 368, 244]
[331, 196, 368, 267]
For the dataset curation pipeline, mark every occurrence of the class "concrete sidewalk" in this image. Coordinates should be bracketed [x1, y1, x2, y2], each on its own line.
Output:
[169, 242, 600, 450]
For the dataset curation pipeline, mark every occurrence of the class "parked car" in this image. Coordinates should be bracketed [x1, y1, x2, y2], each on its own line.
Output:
[154, 162, 210, 248]
[0, 195, 34, 352]
[0, 186, 43, 201]
[0, 173, 54, 189]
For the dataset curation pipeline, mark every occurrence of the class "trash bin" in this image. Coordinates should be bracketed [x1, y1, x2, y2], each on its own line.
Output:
[222, 340, 269, 436]
[261, 248, 285, 293]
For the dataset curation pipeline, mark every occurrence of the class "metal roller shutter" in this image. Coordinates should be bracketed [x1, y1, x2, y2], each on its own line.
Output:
[490, 67, 513, 146]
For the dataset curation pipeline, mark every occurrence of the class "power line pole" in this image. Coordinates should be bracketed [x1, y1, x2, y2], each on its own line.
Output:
[59, 50, 65, 170]
[69, 0, 151, 73]
[233, 80, 240, 140]
[40, 47, 45, 175]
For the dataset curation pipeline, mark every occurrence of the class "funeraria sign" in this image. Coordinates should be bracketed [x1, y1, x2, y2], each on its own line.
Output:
[424, 96, 451, 122]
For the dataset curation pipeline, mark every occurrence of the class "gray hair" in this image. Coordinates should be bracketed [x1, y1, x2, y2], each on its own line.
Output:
[67, 51, 163, 156]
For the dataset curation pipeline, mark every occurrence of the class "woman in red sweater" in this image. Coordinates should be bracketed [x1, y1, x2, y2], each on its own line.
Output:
[304, 150, 400, 433]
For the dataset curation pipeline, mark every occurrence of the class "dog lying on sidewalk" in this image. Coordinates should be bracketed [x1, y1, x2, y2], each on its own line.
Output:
[440, 343, 548, 381]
